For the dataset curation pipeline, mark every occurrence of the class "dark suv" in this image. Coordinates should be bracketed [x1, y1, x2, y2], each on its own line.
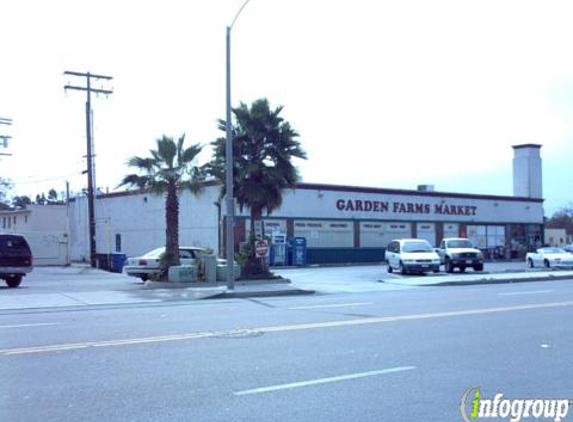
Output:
[0, 234, 33, 288]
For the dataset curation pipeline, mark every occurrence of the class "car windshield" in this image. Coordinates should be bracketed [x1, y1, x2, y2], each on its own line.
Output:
[402, 241, 432, 253]
[542, 247, 566, 254]
[141, 247, 165, 258]
[447, 239, 473, 248]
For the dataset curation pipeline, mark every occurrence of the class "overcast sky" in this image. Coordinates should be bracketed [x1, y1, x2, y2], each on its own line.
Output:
[1, 0, 572, 215]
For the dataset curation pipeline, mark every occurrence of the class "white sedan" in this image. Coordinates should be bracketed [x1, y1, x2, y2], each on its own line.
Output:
[124, 246, 209, 281]
[526, 247, 573, 268]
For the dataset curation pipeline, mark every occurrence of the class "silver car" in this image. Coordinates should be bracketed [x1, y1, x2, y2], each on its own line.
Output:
[124, 247, 208, 281]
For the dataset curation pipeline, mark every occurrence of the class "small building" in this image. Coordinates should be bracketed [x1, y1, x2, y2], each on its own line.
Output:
[544, 228, 569, 248]
[0, 204, 68, 265]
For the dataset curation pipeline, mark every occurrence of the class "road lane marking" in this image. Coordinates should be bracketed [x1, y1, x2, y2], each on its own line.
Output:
[2, 301, 573, 356]
[288, 302, 374, 310]
[0, 323, 59, 329]
[498, 290, 553, 296]
[233, 366, 416, 396]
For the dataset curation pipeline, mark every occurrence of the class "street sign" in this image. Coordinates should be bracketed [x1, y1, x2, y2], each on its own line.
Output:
[255, 240, 269, 258]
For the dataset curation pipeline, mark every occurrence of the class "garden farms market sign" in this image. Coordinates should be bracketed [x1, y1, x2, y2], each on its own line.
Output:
[335, 199, 478, 216]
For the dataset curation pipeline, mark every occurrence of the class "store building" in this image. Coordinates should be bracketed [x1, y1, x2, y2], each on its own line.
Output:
[68, 144, 544, 264]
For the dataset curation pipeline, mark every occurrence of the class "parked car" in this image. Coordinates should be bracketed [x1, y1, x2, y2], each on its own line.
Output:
[386, 238, 441, 275]
[435, 237, 484, 273]
[124, 246, 210, 281]
[0, 233, 34, 288]
[525, 247, 573, 268]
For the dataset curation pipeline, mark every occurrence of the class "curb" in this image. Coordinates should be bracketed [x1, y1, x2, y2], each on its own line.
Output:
[213, 288, 315, 299]
[390, 274, 573, 287]
[142, 278, 291, 290]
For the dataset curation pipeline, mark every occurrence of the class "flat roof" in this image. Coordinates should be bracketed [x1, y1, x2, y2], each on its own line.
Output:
[77, 180, 544, 204]
[512, 144, 542, 149]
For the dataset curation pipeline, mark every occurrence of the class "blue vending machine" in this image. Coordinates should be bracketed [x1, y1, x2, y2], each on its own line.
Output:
[270, 233, 287, 266]
[291, 237, 307, 266]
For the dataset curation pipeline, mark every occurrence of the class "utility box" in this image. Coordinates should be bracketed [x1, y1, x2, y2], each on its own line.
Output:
[168, 265, 198, 283]
[203, 255, 217, 283]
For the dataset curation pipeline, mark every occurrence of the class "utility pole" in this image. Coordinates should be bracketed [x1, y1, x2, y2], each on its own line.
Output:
[225, 0, 252, 290]
[64, 71, 113, 268]
[0, 117, 12, 157]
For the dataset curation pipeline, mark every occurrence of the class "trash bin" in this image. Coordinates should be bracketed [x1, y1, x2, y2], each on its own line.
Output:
[110, 253, 127, 273]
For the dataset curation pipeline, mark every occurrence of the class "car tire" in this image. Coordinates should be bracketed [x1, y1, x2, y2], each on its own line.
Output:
[399, 261, 408, 275]
[445, 258, 453, 273]
[544, 259, 551, 268]
[474, 264, 484, 272]
[387, 264, 393, 273]
[6, 276, 22, 288]
[528, 259, 534, 268]
[433, 268, 440, 273]
[140, 275, 149, 282]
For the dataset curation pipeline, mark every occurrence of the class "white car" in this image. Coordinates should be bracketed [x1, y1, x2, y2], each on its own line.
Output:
[435, 237, 484, 273]
[525, 247, 573, 268]
[386, 238, 441, 275]
[124, 246, 210, 281]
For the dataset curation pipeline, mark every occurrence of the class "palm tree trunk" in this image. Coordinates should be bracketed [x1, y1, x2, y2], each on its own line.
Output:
[165, 178, 180, 270]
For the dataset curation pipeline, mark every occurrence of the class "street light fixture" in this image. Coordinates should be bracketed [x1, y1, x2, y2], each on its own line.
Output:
[226, 0, 252, 291]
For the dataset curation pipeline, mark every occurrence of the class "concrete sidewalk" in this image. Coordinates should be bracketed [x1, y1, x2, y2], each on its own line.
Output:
[382, 269, 573, 287]
[0, 266, 314, 311]
[0, 283, 314, 311]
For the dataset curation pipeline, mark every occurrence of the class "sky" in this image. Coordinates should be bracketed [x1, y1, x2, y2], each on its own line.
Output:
[1, 0, 572, 216]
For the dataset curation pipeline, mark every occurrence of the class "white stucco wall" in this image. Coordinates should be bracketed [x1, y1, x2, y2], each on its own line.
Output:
[1, 205, 68, 265]
[68, 186, 220, 261]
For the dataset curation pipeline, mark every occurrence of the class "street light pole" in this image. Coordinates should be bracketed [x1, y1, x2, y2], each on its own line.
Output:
[225, 0, 251, 291]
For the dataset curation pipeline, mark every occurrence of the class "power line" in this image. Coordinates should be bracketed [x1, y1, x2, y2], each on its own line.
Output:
[64, 71, 113, 268]
[11, 171, 84, 185]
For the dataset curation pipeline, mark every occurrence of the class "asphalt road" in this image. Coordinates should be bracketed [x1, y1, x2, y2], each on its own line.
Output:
[1, 274, 573, 422]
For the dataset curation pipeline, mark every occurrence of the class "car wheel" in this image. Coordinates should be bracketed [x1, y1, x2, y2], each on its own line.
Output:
[474, 264, 484, 272]
[6, 276, 22, 288]
[527, 259, 534, 268]
[387, 264, 393, 273]
[445, 258, 453, 273]
[544, 259, 551, 268]
[140, 275, 149, 282]
[399, 261, 408, 275]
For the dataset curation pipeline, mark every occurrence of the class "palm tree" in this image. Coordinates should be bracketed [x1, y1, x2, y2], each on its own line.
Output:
[120, 134, 204, 277]
[206, 98, 306, 275]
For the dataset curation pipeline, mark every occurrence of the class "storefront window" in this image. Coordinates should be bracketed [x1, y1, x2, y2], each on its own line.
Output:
[527, 225, 542, 251]
[467, 225, 507, 259]
[509, 225, 527, 259]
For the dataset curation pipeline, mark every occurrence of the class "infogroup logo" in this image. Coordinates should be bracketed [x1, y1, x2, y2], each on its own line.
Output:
[460, 388, 571, 422]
